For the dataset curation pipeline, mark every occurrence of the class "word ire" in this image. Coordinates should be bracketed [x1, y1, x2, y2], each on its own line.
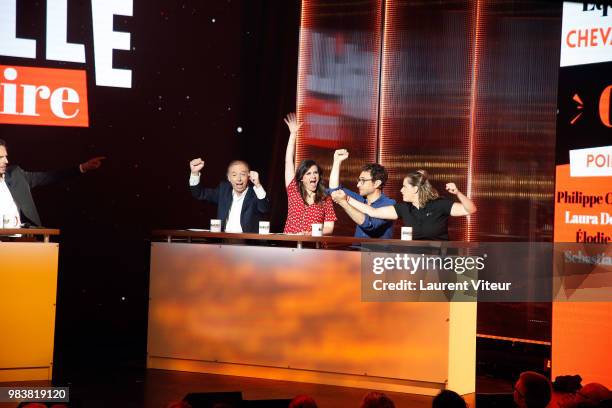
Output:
[0, 65, 88, 127]
[0, 0, 133, 88]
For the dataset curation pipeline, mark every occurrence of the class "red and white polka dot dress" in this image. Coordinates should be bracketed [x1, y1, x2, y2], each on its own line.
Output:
[284, 178, 337, 234]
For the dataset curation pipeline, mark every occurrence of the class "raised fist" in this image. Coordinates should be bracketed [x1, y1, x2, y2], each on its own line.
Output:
[445, 182, 459, 195]
[249, 170, 261, 187]
[190, 158, 205, 174]
[334, 149, 349, 162]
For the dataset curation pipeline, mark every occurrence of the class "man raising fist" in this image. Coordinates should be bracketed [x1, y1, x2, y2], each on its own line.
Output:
[189, 158, 270, 233]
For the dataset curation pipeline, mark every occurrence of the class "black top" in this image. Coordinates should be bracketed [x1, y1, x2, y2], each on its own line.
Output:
[393, 198, 454, 241]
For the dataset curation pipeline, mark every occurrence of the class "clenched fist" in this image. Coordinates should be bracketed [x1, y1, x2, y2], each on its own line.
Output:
[445, 182, 459, 195]
[190, 158, 205, 175]
[249, 170, 261, 187]
[334, 149, 349, 163]
[331, 189, 348, 203]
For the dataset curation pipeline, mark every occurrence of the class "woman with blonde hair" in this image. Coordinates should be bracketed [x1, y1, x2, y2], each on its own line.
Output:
[331, 170, 476, 240]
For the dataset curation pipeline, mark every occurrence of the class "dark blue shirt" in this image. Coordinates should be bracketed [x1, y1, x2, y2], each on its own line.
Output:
[328, 186, 395, 239]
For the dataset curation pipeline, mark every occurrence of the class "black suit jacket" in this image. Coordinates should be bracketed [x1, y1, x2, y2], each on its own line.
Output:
[190, 180, 270, 233]
[4, 165, 80, 227]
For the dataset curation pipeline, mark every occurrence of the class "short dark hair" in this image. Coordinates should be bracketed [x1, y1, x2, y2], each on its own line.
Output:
[433, 390, 467, 408]
[361, 163, 388, 189]
[360, 392, 395, 408]
[0, 138, 6, 147]
[518, 371, 552, 408]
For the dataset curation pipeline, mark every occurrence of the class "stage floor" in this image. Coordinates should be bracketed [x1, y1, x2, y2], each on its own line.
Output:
[0, 369, 482, 407]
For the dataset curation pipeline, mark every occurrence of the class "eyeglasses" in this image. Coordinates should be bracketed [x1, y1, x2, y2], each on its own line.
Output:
[357, 178, 373, 184]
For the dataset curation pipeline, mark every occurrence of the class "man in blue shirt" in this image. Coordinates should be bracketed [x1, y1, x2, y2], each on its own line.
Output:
[328, 149, 395, 238]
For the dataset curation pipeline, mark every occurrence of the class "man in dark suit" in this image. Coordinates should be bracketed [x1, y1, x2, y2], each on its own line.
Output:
[0, 138, 105, 227]
[189, 158, 270, 233]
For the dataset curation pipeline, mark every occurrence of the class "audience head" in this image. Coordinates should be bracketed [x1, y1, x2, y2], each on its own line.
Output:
[402, 170, 439, 207]
[295, 159, 326, 204]
[0, 138, 8, 176]
[575, 383, 612, 406]
[360, 391, 395, 408]
[514, 371, 552, 408]
[358, 163, 388, 196]
[289, 395, 318, 408]
[226, 160, 250, 194]
[432, 390, 467, 408]
[165, 401, 192, 408]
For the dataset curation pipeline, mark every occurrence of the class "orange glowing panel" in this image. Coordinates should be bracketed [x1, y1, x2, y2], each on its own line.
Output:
[0, 65, 89, 127]
[147, 243, 476, 394]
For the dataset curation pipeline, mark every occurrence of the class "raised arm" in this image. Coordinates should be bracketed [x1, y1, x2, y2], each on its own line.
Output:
[284, 112, 302, 187]
[329, 149, 349, 189]
[189, 158, 220, 203]
[446, 183, 477, 216]
[331, 190, 398, 220]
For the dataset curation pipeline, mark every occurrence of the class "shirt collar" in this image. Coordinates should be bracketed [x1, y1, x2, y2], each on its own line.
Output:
[232, 187, 249, 200]
[370, 192, 387, 205]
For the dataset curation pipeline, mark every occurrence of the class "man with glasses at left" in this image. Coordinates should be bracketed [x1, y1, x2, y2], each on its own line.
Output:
[328, 149, 395, 239]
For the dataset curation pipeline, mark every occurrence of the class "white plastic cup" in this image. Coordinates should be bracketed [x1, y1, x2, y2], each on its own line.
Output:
[401, 226, 413, 241]
[210, 219, 222, 233]
[258, 221, 270, 235]
[311, 223, 323, 237]
[1, 214, 17, 229]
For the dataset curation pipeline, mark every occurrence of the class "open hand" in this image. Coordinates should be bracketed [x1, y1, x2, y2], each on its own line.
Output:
[283, 112, 303, 134]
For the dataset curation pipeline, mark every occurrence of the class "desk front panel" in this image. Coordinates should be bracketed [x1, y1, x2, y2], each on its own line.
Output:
[0, 242, 59, 381]
[148, 243, 452, 383]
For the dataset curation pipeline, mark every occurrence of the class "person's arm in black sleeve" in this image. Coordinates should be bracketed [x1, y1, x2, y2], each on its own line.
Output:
[23, 156, 105, 189]
[188, 158, 221, 203]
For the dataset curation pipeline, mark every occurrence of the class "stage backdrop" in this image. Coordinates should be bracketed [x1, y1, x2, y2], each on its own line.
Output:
[0, 0, 569, 381]
[294, 0, 561, 348]
[0, 0, 301, 380]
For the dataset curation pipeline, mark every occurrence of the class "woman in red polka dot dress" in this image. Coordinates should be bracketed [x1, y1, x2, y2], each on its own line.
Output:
[283, 112, 336, 235]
